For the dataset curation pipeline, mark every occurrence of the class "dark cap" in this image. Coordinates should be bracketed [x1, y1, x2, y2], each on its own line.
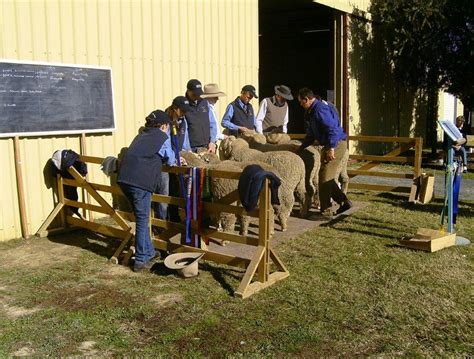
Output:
[172, 96, 193, 112]
[145, 109, 171, 127]
[241, 84, 258, 99]
[186, 79, 203, 96]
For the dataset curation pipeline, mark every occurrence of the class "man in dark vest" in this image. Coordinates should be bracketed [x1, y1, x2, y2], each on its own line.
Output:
[185, 79, 216, 153]
[117, 110, 171, 272]
[255, 85, 293, 135]
[221, 84, 258, 137]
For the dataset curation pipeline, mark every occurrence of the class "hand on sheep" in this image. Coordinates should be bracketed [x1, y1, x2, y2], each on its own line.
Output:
[325, 148, 336, 163]
[180, 156, 188, 166]
[207, 142, 217, 154]
[238, 126, 250, 134]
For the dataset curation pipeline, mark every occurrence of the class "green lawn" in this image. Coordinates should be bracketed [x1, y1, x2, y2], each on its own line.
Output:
[0, 190, 472, 357]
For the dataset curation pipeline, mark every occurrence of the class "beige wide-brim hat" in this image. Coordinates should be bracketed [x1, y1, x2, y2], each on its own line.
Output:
[274, 85, 294, 100]
[164, 252, 204, 278]
[200, 83, 226, 98]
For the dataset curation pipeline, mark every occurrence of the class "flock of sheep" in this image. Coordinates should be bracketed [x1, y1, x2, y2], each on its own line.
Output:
[181, 132, 349, 240]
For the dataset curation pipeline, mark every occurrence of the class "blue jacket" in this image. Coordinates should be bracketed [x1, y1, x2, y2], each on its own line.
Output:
[300, 99, 346, 150]
[238, 164, 281, 212]
[118, 127, 168, 192]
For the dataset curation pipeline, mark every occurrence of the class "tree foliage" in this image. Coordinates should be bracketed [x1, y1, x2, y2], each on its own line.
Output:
[370, 0, 474, 107]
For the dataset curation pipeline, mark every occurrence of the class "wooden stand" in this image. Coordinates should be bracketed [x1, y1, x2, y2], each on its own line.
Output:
[399, 228, 456, 252]
[36, 156, 289, 298]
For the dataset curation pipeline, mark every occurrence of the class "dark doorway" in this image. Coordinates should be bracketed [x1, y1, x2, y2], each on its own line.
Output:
[259, 0, 334, 133]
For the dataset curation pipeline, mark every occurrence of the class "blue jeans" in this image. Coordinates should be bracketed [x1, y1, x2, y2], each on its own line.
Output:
[154, 172, 169, 220]
[119, 183, 156, 265]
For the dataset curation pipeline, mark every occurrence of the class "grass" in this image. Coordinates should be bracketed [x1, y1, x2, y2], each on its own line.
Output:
[0, 190, 473, 357]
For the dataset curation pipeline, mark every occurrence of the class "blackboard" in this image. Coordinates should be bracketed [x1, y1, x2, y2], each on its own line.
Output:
[0, 60, 115, 138]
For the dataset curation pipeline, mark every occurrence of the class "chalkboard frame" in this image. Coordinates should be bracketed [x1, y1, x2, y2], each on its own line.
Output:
[0, 59, 116, 138]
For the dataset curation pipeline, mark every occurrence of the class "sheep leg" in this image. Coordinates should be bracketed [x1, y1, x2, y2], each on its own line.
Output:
[278, 187, 294, 231]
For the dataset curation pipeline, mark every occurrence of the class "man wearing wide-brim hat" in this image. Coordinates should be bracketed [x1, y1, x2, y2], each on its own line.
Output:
[201, 83, 227, 141]
[255, 85, 293, 135]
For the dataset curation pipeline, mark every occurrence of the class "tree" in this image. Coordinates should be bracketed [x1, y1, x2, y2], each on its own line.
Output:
[369, 0, 474, 154]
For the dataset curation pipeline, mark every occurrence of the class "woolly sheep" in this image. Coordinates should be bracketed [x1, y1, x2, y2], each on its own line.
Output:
[179, 151, 278, 238]
[220, 136, 310, 230]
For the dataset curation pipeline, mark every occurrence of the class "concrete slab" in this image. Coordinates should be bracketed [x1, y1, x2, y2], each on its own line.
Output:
[202, 201, 368, 260]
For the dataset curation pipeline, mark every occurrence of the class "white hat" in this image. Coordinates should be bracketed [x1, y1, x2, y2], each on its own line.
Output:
[164, 252, 204, 278]
[51, 150, 63, 170]
[200, 83, 226, 98]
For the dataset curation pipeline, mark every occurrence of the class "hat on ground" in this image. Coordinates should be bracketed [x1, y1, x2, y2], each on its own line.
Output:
[200, 83, 226, 98]
[186, 79, 203, 96]
[172, 96, 193, 112]
[164, 252, 204, 278]
[274, 85, 293, 100]
[145, 109, 171, 127]
[241, 84, 258, 99]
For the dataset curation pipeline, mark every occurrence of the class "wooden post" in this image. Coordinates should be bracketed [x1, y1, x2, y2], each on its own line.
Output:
[414, 137, 423, 178]
[80, 133, 94, 221]
[257, 178, 270, 283]
[13, 136, 30, 239]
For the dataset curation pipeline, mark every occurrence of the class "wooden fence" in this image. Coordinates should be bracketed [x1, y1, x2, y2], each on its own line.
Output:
[290, 134, 423, 198]
[36, 155, 289, 299]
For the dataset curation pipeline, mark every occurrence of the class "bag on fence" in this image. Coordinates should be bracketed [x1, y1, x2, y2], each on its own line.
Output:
[51, 149, 88, 218]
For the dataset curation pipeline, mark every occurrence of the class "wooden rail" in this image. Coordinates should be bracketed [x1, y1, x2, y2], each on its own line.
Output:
[289, 134, 424, 197]
[36, 155, 288, 299]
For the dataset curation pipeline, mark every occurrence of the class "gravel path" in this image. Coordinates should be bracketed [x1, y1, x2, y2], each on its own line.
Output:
[351, 174, 474, 201]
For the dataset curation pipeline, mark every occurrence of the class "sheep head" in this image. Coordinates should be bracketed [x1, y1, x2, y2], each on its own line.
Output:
[266, 133, 291, 144]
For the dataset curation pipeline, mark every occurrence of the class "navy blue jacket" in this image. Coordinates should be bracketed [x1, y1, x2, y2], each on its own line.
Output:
[300, 99, 346, 150]
[118, 127, 168, 192]
[238, 164, 281, 212]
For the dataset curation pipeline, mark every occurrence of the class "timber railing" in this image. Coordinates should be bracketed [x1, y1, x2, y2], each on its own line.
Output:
[290, 134, 423, 197]
[36, 155, 288, 299]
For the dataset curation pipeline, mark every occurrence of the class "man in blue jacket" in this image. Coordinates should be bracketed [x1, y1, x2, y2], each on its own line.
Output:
[297, 87, 352, 217]
[117, 110, 172, 272]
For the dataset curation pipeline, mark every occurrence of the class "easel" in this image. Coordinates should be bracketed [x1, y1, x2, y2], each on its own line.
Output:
[400, 121, 471, 251]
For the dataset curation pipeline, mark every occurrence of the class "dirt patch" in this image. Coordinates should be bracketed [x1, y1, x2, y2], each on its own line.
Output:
[0, 240, 81, 269]
[150, 293, 183, 308]
[12, 346, 35, 356]
[46, 284, 137, 312]
[78, 341, 98, 356]
[2, 304, 40, 319]
[101, 264, 135, 277]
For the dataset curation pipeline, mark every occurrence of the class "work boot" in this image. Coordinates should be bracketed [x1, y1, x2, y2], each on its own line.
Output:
[320, 208, 334, 219]
[336, 200, 353, 215]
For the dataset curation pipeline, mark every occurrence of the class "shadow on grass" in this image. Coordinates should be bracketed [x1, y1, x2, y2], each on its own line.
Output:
[47, 229, 119, 259]
[373, 192, 474, 216]
[200, 262, 244, 296]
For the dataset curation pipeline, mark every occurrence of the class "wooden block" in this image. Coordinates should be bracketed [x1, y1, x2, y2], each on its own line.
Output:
[399, 228, 456, 252]
[419, 174, 435, 204]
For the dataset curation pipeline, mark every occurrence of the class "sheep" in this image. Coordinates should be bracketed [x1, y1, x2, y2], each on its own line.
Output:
[220, 136, 310, 230]
[242, 132, 350, 208]
[266, 133, 292, 144]
[179, 151, 279, 238]
[241, 133, 320, 209]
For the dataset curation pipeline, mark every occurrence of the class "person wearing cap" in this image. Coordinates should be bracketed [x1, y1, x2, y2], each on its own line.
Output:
[297, 87, 352, 218]
[221, 85, 258, 137]
[117, 110, 173, 272]
[185, 79, 216, 153]
[255, 85, 293, 135]
[200, 83, 227, 141]
[166, 96, 192, 153]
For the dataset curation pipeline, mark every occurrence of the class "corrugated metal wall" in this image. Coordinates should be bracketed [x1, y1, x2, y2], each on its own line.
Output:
[0, 0, 259, 241]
